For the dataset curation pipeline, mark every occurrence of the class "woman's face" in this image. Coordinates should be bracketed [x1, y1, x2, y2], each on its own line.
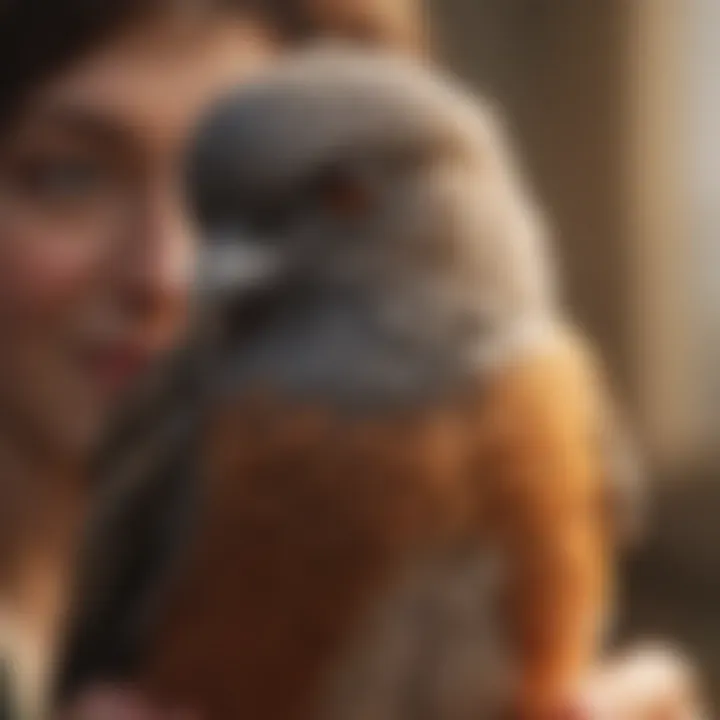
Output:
[0, 15, 277, 458]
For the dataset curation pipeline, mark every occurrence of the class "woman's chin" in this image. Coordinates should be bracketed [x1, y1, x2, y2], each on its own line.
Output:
[28, 392, 111, 466]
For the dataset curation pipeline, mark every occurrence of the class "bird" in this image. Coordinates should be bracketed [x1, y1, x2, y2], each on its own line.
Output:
[52, 45, 644, 720]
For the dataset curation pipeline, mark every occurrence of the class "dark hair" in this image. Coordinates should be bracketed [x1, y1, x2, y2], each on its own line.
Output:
[0, 0, 427, 130]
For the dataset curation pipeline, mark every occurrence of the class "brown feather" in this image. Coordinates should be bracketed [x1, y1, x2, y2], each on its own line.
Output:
[134, 326, 613, 720]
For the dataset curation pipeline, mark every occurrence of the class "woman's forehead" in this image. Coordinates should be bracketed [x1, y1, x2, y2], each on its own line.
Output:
[14, 16, 278, 156]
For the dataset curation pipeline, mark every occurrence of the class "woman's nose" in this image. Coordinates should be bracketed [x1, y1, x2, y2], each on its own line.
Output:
[113, 182, 196, 330]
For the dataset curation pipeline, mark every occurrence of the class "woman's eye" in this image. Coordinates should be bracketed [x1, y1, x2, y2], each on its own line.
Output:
[11, 157, 107, 202]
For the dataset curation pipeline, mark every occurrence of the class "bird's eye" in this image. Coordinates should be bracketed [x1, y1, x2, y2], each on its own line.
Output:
[313, 163, 372, 220]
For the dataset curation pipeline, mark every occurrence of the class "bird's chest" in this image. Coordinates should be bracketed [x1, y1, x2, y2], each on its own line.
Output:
[139, 401, 504, 719]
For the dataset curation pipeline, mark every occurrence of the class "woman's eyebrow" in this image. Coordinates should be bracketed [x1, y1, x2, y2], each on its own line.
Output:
[18, 104, 139, 152]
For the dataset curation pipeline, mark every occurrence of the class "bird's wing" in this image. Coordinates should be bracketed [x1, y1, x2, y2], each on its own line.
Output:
[472, 325, 619, 720]
[53, 346, 205, 708]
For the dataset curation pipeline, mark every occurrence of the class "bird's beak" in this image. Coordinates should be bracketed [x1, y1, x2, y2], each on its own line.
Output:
[196, 235, 287, 300]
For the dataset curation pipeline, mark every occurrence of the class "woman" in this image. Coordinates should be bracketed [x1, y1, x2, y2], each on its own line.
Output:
[0, 2, 425, 717]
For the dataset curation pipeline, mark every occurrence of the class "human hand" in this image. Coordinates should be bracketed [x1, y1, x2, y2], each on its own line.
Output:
[575, 644, 706, 720]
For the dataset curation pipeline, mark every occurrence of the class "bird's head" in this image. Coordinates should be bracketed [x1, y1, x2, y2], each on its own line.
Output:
[187, 45, 558, 404]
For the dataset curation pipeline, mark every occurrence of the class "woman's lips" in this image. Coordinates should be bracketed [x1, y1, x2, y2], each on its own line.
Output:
[86, 343, 153, 397]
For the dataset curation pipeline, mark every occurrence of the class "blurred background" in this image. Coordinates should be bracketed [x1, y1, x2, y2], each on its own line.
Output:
[431, 0, 720, 699]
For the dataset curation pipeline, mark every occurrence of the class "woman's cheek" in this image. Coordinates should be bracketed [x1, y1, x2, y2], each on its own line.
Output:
[0, 229, 102, 322]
